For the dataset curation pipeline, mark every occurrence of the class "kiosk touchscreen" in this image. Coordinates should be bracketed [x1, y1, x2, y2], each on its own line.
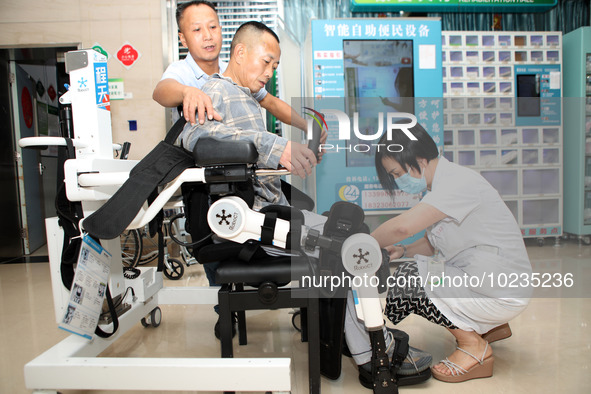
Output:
[308, 19, 443, 214]
[343, 39, 415, 167]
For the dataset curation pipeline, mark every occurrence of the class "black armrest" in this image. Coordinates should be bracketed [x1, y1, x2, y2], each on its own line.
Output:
[193, 137, 258, 166]
[281, 180, 315, 211]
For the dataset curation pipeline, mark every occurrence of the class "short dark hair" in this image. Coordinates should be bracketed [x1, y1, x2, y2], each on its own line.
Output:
[375, 121, 439, 193]
[230, 21, 280, 57]
[176, 1, 217, 29]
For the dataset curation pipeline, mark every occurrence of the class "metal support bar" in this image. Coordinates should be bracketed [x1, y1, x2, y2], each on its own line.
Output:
[26, 352, 291, 392]
[157, 286, 220, 305]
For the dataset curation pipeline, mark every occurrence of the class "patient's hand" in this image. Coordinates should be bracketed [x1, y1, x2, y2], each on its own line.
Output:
[279, 141, 317, 178]
[385, 244, 405, 260]
[182, 86, 222, 125]
[318, 127, 328, 162]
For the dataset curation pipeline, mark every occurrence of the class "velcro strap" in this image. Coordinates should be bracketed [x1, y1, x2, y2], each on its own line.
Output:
[260, 212, 277, 245]
[83, 141, 193, 239]
[286, 218, 302, 251]
[95, 284, 119, 338]
[389, 329, 410, 369]
[238, 241, 261, 262]
[164, 116, 187, 145]
[65, 137, 76, 158]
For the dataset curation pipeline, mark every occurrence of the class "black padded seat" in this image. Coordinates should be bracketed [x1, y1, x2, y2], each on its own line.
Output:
[193, 137, 258, 166]
[214, 254, 311, 286]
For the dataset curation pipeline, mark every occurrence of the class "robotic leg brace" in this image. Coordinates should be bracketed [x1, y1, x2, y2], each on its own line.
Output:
[207, 196, 402, 393]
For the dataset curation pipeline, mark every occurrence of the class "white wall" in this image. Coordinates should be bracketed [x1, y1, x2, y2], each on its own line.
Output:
[0, 0, 168, 159]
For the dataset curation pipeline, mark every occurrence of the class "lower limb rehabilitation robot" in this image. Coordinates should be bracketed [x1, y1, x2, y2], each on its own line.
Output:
[206, 196, 425, 393]
[20, 49, 297, 394]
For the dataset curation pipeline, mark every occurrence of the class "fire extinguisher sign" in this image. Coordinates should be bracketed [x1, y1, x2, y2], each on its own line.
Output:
[94, 62, 110, 111]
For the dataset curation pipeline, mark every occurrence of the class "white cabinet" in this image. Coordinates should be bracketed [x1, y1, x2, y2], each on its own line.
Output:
[442, 31, 563, 242]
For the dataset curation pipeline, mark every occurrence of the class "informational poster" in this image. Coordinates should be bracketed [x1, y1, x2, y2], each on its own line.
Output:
[108, 78, 126, 100]
[59, 235, 111, 340]
[94, 62, 110, 111]
[309, 19, 443, 214]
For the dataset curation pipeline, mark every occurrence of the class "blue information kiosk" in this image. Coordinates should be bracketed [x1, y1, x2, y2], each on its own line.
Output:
[308, 18, 443, 217]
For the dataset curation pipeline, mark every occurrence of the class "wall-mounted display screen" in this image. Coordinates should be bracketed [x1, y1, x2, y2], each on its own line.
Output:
[516, 74, 541, 117]
[343, 39, 414, 167]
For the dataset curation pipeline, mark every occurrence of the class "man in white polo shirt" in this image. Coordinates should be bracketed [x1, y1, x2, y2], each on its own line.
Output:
[153, 0, 307, 130]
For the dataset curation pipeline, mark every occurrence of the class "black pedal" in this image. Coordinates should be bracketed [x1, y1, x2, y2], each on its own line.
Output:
[370, 330, 398, 394]
[119, 142, 131, 160]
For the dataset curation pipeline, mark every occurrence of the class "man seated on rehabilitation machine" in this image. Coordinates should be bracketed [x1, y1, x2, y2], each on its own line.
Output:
[177, 21, 328, 341]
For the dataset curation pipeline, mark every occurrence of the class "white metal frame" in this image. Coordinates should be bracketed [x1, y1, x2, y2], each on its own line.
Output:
[25, 248, 292, 392]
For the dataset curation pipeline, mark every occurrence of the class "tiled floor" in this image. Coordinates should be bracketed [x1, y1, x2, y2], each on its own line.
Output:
[1, 238, 590, 393]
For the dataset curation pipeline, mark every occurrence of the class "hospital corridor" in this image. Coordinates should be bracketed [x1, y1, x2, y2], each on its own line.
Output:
[1, 1, 591, 393]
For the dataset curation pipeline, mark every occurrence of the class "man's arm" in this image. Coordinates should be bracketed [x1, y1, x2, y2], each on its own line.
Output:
[181, 81, 317, 177]
[278, 141, 317, 178]
[371, 202, 447, 248]
[384, 236, 435, 260]
[183, 119, 316, 177]
[259, 94, 307, 131]
[259, 94, 328, 161]
[153, 78, 221, 125]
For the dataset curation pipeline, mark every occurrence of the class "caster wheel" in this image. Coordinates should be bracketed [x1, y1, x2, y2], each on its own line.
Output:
[141, 307, 162, 328]
[163, 258, 184, 280]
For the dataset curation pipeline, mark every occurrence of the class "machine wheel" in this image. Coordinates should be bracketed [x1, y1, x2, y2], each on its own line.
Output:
[291, 310, 302, 332]
[163, 258, 184, 280]
[121, 229, 142, 267]
[141, 307, 162, 328]
[137, 228, 159, 265]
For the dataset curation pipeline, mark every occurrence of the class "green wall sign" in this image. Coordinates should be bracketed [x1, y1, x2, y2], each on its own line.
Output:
[92, 43, 110, 59]
[351, 0, 558, 13]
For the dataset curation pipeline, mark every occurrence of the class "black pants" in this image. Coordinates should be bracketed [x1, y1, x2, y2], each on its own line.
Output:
[384, 261, 457, 329]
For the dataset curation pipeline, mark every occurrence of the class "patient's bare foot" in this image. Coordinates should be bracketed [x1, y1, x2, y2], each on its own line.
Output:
[432, 329, 493, 376]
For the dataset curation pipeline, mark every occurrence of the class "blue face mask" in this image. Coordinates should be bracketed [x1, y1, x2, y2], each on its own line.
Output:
[394, 167, 427, 194]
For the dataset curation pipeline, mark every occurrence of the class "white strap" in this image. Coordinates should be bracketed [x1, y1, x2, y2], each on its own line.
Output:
[439, 358, 468, 376]
[455, 341, 489, 365]
[439, 342, 489, 376]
